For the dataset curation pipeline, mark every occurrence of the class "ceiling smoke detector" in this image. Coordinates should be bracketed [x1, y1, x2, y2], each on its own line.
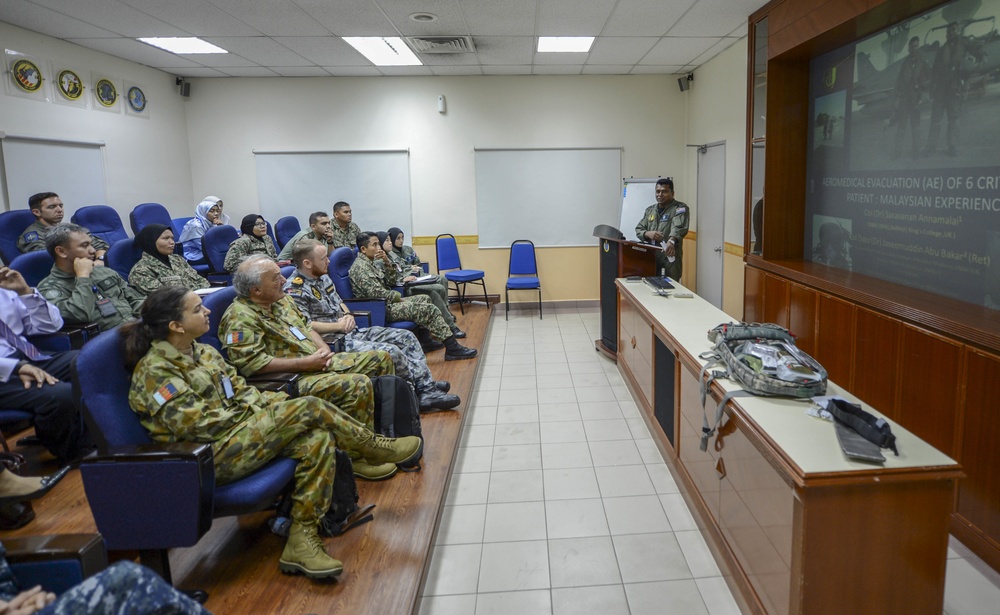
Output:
[405, 35, 476, 54]
[409, 13, 438, 22]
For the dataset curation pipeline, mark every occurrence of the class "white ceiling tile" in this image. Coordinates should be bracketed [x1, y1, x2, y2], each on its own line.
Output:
[166, 66, 229, 77]
[293, 0, 395, 36]
[118, 0, 262, 37]
[537, 0, 617, 36]
[668, 0, 763, 37]
[205, 0, 331, 36]
[730, 21, 749, 39]
[482, 65, 532, 75]
[30, 0, 188, 37]
[581, 65, 632, 74]
[270, 66, 331, 77]
[533, 64, 584, 74]
[629, 65, 686, 75]
[204, 37, 312, 66]
[273, 36, 365, 66]
[586, 37, 657, 64]
[377, 65, 434, 76]
[534, 51, 590, 65]
[432, 65, 484, 76]
[177, 52, 258, 68]
[463, 0, 537, 36]
[322, 66, 384, 77]
[0, 0, 118, 39]
[473, 36, 534, 65]
[379, 0, 471, 36]
[690, 36, 743, 67]
[66, 37, 202, 68]
[641, 37, 718, 66]
[602, 0, 696, 37]
[217, 66, 279, 77]
[420, 53, 481, 67]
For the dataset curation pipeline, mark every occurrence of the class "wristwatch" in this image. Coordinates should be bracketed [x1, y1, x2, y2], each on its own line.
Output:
[13, 359, 28, 374]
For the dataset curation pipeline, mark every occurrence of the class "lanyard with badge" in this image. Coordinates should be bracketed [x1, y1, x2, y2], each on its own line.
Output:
[91, 283, 119, 318]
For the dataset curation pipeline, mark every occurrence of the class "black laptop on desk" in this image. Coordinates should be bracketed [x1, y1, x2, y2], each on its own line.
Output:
[643, 276, 674, 290]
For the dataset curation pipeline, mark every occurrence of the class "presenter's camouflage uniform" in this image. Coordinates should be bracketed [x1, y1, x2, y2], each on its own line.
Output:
[385, 251, 457, 331]
[219, 294, 394, 429]
[349, 252, 453, 341]
[37, 265, 143, 331]
[130, 340, 376, 527]
[284, 269, 436, 394]
[635, 200, 690, 281]
[223, 234, 278, 273]
[16, 220, 109, 254]
[128, 252, 209, 296]
[330, 221, 361, 249]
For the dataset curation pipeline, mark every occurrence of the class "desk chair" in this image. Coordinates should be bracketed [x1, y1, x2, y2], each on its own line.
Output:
[0, 210, 37, 265]
[74, 328, 297, 585]
[70, 206, 128, 246]
[275, 216, 301, 250]
[435, 234, 487, 314]
[129, 203, 171, 235]
[201, 225, 238, 285]
[8, 250, 55, 288]
[506, 240, 542, 320]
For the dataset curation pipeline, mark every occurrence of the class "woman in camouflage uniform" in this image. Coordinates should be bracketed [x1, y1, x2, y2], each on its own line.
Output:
[383, 229, 463, 337]
[128, 224, 209, 296]
[223, 214, 277, 272]
[120, 286, 421, 578]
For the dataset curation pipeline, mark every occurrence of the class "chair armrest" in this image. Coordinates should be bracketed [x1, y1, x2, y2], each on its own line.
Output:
[246, 372, 300, 397]
[350, 310, 371, 328]
[422, 262, 429, 274]
[5, 534, 107, 596]
[322, 333, 346, 353]
[79, 442, 215, 551]
[30, 322, 101, 351]
[344, 299, 386, 326]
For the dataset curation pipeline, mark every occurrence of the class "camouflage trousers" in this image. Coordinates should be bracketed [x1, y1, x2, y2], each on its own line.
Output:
[346, 325, 434, 394]
[405, 277, 457, 329]
[298, 349, 395, 429]
[213, 395, 371, 525]
[387, 294, 452, 341]
[40, 561, 209, 614]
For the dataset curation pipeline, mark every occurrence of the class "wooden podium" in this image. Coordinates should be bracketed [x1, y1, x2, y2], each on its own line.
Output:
[593, 225, 657, 360]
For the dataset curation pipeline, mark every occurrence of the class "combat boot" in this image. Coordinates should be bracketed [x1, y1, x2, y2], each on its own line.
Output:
[444, 336, 477, 361]
[278, 522, 344, 578]
[356, 433, 422, 466]
[352, 459, 398, 481]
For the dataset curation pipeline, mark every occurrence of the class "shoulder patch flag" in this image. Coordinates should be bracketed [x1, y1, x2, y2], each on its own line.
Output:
[153, 382, 179, 407]
[225, 331, 245, 344]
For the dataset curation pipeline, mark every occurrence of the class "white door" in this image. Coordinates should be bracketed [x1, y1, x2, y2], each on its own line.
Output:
[695, 143, 725, 308]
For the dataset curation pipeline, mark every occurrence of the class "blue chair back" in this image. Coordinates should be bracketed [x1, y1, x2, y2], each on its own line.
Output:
[203, 225, 238, 274]
[329, 247, 356, 299]
[275, 216, 301, 250]
[73, 328, 153, 449]
[435, 233, 462, 272]
[129, 203, 171, 235]
[509, 240, 539, 276]
[198, 286, 238, 358]
[0, 210, 37, 265]
[71, 206, 129, 246]
[172, 217, 193, 240]
[9, 251, 54, 288]
[265, 221, 277, 248]
[105, 237, 144, 282]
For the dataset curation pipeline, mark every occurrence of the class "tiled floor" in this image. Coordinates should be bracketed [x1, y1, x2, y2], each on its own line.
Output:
[418, 306, 1000, 615]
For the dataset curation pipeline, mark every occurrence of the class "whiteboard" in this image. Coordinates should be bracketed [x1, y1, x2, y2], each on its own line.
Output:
[474, 147, 622, 248]
[254, 150, 412, 241]
[618, 177, 669, 240]
[1, 135, 108, 212]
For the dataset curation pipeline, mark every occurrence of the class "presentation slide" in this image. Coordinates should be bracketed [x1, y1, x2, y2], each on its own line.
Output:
[805, 0, 1000, 309]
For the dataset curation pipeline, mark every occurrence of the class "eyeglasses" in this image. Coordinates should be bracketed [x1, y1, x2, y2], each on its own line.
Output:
[253, 221, 267, 227]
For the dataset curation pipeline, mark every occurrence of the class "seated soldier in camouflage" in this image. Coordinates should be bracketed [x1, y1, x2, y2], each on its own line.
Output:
[38, 223, 143, 332]
[128, 224, 209, 296]
[122, 286, 421, 578]
[350, 232, 477, 361]
[17, 192, 109, 261]
[285, 239, 460, 412]
[220, 255, 400, 481]
[381, 230, 465, 339]
[223, 215, 278, 273]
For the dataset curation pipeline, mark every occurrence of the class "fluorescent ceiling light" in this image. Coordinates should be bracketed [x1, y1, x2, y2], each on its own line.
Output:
[344, 37, 422, 66]
[138, 37, 228, 54]
[537, 36, 595, 53]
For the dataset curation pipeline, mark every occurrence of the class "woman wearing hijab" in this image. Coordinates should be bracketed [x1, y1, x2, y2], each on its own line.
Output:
[179, 196, 229, 263]
[223, 214, 277, 272]
[383, 228, 464, 338]
[129, 224, 209, 296]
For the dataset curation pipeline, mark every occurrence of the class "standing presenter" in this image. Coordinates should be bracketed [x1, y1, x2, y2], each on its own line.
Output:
[635, 178, 689, 281]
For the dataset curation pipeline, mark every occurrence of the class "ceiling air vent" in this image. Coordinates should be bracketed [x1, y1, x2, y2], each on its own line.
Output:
[406, 36, 476, 54]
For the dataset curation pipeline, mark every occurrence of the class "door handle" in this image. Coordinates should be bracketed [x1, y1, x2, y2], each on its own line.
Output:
[714, 247, 722, 253]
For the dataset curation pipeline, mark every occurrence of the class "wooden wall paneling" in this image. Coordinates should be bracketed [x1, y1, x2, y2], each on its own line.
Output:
[788, 282, 818, 355]
[896, 324, 963, 457]
[852, 308, 901, 420]
[814, 293, 855, 387]
[745, 266, 764, 323]
[763, 273, 790, 328]
[678, 368, 721, 519]
[956, 348, 1000, 562]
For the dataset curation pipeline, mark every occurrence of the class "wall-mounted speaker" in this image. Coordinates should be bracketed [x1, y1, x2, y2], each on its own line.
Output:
[176, 77, 191, 98]
[677, 73, 693, 92]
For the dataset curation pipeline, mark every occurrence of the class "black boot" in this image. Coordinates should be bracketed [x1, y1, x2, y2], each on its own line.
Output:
[417, 327, 444, 351]
[444, 336, 477, 361]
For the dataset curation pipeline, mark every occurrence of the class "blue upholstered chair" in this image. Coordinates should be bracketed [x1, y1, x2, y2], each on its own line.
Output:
[0, 209, 36, 265]
[74, 328, 297, 583]
[328, 247, 417, 331]
[275, 216, 301, 250]
[506, 240, 542, 320]
[104, 237, 143, 282]
[8, 250, 55, 288]
[202, 225, 238, 285]
[70, 206, 128, 246]
[3, 534, 107, 596]
[129, 203, 171, 235]
[171, 217, 193, 240]
[435, 233, 487, 314]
